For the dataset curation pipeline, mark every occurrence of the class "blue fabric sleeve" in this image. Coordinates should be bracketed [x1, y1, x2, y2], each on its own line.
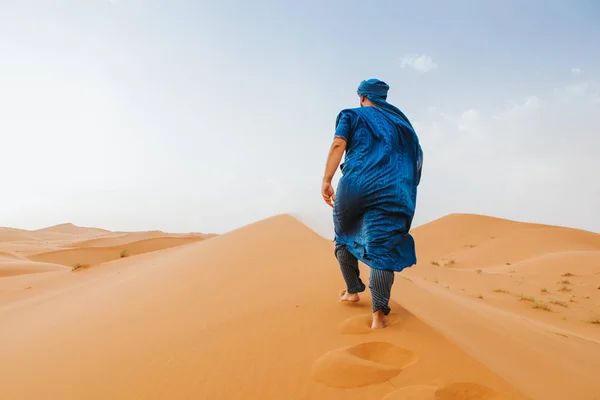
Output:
[416, 144, 423, 186]
[334, 110, 354, 142]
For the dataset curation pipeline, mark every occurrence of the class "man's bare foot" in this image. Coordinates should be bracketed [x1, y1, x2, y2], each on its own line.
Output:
[371, 310, 388, 329]
[339, 289, 360, 302]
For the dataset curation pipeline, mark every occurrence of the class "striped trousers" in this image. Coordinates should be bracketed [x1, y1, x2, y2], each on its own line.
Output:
[335, 245, 395, 315]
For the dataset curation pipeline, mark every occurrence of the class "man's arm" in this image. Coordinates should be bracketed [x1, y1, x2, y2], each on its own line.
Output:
[321, 137, 347, 207]
[323, 137, 347, 183]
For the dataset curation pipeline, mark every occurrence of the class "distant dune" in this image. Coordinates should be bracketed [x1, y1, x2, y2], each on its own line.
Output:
[0, 223, 214, 271]
[0, 261, 70, 277]
[69, 230, 170, 248]
[34, 222, 110, 236]
[0, 228, 37, 242]
[30, 236, 207, 267]
[0, 214, 598, 399]
[0, 223, 108, 243]
[69, 231, 213, 248]
[412, 213, 600, 268]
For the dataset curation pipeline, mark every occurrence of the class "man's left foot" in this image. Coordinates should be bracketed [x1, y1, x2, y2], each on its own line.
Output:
[339, 289, 360, 302]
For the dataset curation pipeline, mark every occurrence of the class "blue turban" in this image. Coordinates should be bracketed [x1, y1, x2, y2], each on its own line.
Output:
[357, 78, 413, 128]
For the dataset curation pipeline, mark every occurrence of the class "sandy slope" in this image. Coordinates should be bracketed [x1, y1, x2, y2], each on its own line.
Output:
[0, 215, 528, 400]
[403, 213, 600, 399]
[394, 276, 600, 400]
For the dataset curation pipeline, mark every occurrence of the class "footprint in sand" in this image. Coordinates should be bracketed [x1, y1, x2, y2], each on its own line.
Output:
[339, 313, 402, 335]
[382, 382, 504, 400]
[381, 385, 438, 399]
[311, 341, 418, 388]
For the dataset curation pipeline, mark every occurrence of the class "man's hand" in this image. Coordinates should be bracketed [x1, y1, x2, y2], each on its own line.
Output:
[322, 180, 335, 208]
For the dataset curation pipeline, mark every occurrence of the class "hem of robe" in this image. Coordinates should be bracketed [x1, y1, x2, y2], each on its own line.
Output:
[334, 234, 417, 273]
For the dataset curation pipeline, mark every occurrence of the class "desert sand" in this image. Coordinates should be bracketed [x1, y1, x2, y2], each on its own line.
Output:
[0, 214, 599, 399]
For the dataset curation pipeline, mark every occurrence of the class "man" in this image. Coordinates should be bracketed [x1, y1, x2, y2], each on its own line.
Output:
[322, 78, 423, 329]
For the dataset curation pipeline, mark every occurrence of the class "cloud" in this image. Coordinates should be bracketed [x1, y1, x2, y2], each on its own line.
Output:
[401, 54, 438, 73]
[500, 96, 541, 119]
[457, 108, 479, 131]
[571, 67, 582, 75]
[563, 81, 600, 99]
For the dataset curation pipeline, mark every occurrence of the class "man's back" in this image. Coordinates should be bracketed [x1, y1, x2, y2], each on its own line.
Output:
[334, 106, 422, 214]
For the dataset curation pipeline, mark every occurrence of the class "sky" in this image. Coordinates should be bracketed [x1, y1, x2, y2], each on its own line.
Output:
[1, 0, 599, 238]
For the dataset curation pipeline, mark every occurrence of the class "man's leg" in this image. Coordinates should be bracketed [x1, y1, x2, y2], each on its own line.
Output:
[369, 268, 395, 328]
[335, 245, 366, 302]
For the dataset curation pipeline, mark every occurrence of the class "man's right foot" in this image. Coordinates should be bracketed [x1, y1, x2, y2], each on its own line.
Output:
[339, 289, 360, 302]
[371, 310, 388, 329]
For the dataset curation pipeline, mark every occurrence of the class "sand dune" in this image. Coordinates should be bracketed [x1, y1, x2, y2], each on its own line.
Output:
[29, 236, 207, 267]
[0, 215, 530, 399]
[410, 213, 523, 259]
[0, 241, 68, 258]
[0, 222, 214, 272]
[0, 261, 70, 277]
[67, 230, 171, 247]
[0, 213, 598, 399]
[0, 227, 37, 242]
[0, 223, 107, 245]
[34, 222, 109, 236]
[413, 213, 600, 268]
[69, 230, 213, 248]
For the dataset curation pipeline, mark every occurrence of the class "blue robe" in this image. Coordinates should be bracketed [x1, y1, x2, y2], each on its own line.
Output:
[333, 106, 423, 272]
